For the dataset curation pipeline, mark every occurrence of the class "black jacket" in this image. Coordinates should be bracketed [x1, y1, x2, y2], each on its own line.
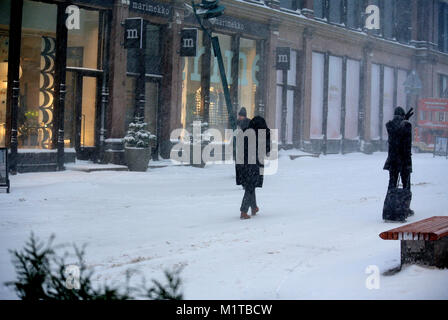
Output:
[235, 116, 271, 189]
[383, 115, 412, 172]
[236, 117, 251, 131]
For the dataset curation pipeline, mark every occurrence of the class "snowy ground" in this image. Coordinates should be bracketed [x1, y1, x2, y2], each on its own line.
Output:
[1, 151, 447, 299]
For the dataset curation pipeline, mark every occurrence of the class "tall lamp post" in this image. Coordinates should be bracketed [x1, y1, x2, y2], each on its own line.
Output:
[191, 0, 236, 130]
[403, 70, 422, 128]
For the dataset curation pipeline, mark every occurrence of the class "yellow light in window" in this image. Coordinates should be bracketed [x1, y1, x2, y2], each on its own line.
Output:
[0, 62, 7, 82]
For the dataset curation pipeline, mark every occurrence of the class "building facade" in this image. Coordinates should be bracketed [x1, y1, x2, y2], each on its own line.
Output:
[1, 0, 448, 172]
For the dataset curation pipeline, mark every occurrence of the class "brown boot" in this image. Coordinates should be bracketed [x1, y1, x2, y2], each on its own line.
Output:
[240, 212, 251, 220]
[251, 207, 259, 216]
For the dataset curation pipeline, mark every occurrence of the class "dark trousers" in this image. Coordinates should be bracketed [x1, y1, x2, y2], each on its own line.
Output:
[388, 169, 411, 191]
[240, 186, 257, 213]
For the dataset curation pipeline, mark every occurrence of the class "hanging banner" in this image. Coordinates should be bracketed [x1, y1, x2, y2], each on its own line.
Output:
[124, 18, 145, 49]
[0, 148, 9, 193]
[180, 29, 198, 57]
[276, 47, 290, 70]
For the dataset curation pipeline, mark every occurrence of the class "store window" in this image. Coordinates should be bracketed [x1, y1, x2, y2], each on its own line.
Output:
[126, 23, 162, 135]
[279, 0, 302, 11]
[238, 38, 259, 120]
[181, 30, 204, 129]
[310, 52, 324, 139]
[328, 0, 343, 24]
[314, 0, 325, 19]
[344, 59, 360, 140]
[67, 10, 99, 70]
[209, 33, 232, 135]
[327, 55, 342, 140]
[181, 31, 263, 140]
[127, 23, 162, 75]
[382, 66, 394, 139]
[370, 63, 381, 140]
[397, 69, 408, 107]
[439, 2, 448, 53]
[382, 0, 395, 39]
[19, 0, 57, 149]
[125, 77, 159, 134]
[0, 0, 10, 147]
[276, 49, 297, 144]
[439, 74, 448, 98]
[395, 0, 411, 43]
[346, 0, 360, 29]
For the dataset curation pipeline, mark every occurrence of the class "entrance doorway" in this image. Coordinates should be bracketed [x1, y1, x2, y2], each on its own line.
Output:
[65, 68, 102, 160]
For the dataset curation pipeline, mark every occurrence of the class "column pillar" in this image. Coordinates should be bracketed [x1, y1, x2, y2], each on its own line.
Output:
[6, 0, 23, 174]
[54, 3, 68, 171]
[160, 0, 184, 159]
[264, 18, 280, 130]
[360, 42, 373, 154]
[106, 1, 129, 164]
[301, 27, 313, 151]
[108, 1, 129, 140]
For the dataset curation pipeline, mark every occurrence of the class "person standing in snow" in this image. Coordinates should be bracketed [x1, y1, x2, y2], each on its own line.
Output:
[383, 106, 414, 215]
[236, 107, 250, 131]
[235, 107, 251, 188]
[236, 116, 270, 220]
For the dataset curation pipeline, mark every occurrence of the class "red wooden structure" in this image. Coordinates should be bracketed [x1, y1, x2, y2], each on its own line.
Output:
[379, 216, 448, 241]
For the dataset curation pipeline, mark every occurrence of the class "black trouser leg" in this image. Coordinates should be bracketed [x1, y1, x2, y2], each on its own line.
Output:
[400, 170, 411, 191]
[388, 170, 399, 190]
[240, 187, 256, 213]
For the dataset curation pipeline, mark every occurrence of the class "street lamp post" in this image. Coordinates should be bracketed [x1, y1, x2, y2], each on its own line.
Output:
[191, 0, 236, 130]
[403, 70, 422, 128]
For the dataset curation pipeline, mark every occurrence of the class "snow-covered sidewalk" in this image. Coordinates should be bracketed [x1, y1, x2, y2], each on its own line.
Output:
[1, 152, 447, 299]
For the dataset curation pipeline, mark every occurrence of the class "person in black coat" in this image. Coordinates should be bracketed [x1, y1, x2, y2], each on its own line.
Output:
[236, 107, 250, 131]
[236, 116, 270, 220]
[384, 106, 414, 214]
[384, 106, 413, 188]
[235, 107, 251, 186]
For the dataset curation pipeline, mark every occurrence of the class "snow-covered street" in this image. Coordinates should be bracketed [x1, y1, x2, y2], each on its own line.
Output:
[1, 151, 447, 299]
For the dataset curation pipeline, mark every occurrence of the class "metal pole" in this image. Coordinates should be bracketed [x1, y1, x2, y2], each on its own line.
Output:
[211, 36, 235, 130]
[99, 11, 110, 163]
[192, 2, 235, 130]
[55, 3, 68, 171]
[134, 20, 146, 123]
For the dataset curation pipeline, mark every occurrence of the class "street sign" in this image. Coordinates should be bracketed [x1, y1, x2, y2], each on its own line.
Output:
[0, 148, 9, 193]
[180, 28, 198, 57]
[276, 47, 290, 70]
[124, 18, 145, 49]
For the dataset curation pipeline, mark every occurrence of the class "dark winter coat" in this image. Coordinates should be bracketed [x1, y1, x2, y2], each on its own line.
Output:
[383, 115, 413, 173]
[236, 116, 271, 189]
[236, 117, 251, 131]
[235, 117, 251, 186]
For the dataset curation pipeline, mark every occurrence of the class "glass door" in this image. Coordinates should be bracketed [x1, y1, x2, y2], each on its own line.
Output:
[65, 70, 100, 158]
[65, 7, 103, 160]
